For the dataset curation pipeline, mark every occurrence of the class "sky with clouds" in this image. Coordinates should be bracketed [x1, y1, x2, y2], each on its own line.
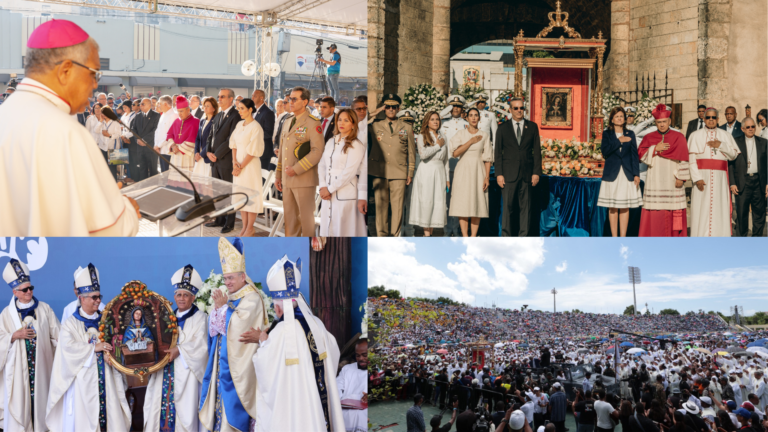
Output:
[368, 238, 768, 316]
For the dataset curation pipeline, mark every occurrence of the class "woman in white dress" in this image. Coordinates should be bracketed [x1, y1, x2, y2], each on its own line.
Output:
[597, 107, 643, 237]
[408, 111, 449, 236]
[448, 108, 493, 237]
[318, 108, 367, 236]
[85, 103, 103, 146]
[193, 96, 217, 177]
[230, 98, 264, 237]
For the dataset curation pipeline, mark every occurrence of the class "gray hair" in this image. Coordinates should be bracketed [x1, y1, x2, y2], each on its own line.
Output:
[742, 116, 755, 125]
[158, 95, 172, 107]
[220, 88, 235, 98]
[97, 92, 107, 99]
[510, 97, 524, 106]
[24, 37, 99, 76]
[190, 95, 201, 102]
[705, 107, 718, 117]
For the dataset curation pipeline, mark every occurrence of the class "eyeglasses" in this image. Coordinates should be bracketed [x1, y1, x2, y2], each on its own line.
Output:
[511, 107, 524, 111]
[15, 286, 34, 293]
[85, 294, 103, 301]
[705, 116, 717, 120]
[288, 97, 306, 103]
[745, 126, 756, 129]
[56, 60, 103, 82]
[385, 106, 399, 110]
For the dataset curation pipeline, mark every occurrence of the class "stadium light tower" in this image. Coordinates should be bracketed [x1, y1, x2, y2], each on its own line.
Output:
[628, 266, 641, 315]
[551, 288, 558, 313]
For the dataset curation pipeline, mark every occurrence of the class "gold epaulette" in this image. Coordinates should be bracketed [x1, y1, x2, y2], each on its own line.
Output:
[308, 113, 320, 121]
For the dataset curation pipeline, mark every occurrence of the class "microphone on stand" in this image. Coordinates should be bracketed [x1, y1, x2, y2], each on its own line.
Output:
[101, 106, 217, 221]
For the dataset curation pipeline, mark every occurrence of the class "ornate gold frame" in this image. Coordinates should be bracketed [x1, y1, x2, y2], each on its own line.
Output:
[99, 280, 178, 384]
[541, 87, 573, 127]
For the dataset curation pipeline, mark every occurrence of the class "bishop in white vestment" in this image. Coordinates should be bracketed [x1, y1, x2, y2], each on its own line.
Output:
[0, 19, 139, 236]
[253, 256, 345, 432]
[144, 265, 209, 432]
[688, 108, 740, 237]
[0, 259, 60, 432]
[45, 264, 131, 432]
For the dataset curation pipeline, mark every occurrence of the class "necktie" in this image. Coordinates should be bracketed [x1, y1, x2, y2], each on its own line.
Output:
[699, 119, 703, 129]
[516, 122, 522, 145]
[322, 118, 328, 133]
[389, 121, 394, 134]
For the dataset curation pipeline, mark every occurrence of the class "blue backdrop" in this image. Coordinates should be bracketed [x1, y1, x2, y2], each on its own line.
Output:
[0, 237, 366, 334]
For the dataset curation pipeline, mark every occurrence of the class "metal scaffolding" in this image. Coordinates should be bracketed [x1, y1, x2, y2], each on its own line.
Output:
[26, 0, 367, 37]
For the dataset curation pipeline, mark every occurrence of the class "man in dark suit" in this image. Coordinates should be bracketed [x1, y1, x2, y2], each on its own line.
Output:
[189, 95, 204, 119]
[494, 97, 541, 236]
[251, 89, 275, 173]
[685, 104, 707, 139]
[273, 93, 293, 156]
[132, 97, 161, 182]
[205, 88, 241, 233]
[720, 106, 744, 138]
[76, 107, 89, 126]
[729, 117, 767, 236]
[318, 96, 337, 143]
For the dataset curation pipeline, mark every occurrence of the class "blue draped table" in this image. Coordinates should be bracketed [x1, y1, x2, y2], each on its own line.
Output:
[536, 175, 643, 237]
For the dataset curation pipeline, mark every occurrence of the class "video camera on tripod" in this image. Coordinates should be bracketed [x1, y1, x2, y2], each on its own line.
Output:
[308, 39, 329, 95]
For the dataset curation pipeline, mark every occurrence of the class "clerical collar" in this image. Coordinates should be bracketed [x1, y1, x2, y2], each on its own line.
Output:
[79, 307, 99, 320]
[16, 297, 35, 309]
[705, 126, 717, 130]
[176, 307, 192, 318]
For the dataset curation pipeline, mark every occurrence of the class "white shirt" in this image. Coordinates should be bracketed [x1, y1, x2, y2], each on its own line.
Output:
[120, 111, 136, 139]
[512, 119, 525, 139]
[727, 122, 736, 134]
[154, 109, 179, 154]
[746, 136, 758, 174]
[99, 119, 122, 152]
[62, 298, 105, 325]
[85, 115, 102, 146]
[760, 127, 768, 139]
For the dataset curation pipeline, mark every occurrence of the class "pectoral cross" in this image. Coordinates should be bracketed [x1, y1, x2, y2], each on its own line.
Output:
[178, 119, 185, 139]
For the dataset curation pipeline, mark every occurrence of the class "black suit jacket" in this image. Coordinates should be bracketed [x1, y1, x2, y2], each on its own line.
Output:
[729, 135, 767, 192]
[192, 107, 204, 119]
[207, 107, 241, 163]
[493, 118, 542, 183]
[254, 104, 275, 169]
[322, 114, 337, 143]
[76, 112, 89, 126]
[274, 113, 294, 154]
[720, 121, 744, 138]
[685, 117, 704, 139]
[132, 110, 161, 147]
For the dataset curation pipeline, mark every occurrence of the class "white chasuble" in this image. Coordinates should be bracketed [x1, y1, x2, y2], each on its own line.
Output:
[0, 78, 140, 236]
[688, 127, 739, 237]
[336, 363, 368, 432]
[144, 308, 208, 432]
[0, 299, 60, 432]
[45, 314, 131, 432]
[252, 314, 345, 432]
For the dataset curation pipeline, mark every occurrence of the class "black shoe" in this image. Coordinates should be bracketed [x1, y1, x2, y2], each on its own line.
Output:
[205, 221, 223, 228]
[220, 226, 235, 234]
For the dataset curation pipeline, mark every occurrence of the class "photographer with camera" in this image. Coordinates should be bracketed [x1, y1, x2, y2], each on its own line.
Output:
[430, 399, 460, 432]
[317, 43, 341, 101]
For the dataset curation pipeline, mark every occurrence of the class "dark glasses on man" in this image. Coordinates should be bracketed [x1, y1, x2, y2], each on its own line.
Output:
[705, 116, 717, 120]
[15, 286, 34, 293]
[744, 126, 756, 129]
[385, 106, 399, 110]
[511, 107, 524, 111]
[85, 294, 103, 301]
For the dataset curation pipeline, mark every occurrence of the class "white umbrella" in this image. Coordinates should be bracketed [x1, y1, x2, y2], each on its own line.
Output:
[754, 351, 768, 360]
[494, 343, 505, 348]
[627, 348, 647, 354]
[747, 346, 768, 355]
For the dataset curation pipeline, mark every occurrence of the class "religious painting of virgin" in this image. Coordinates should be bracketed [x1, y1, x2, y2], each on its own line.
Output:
[541, 87, 573, 127]
[99, 280, 177, 384]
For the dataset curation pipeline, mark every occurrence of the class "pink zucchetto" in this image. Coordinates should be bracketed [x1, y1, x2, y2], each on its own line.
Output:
[175, 96, 189, 109]
[27, 19, 89, 49]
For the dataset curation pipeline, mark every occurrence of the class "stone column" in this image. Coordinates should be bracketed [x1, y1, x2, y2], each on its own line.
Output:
[432, 0, 451, 94]
[609, 0, 630, 92]
[367, 0, 387, 107]
[697, 0, 733, 110]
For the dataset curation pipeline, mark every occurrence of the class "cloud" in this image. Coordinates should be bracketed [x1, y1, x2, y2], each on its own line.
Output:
[556, 261, 568, 273]
[620, 244, 629, 262]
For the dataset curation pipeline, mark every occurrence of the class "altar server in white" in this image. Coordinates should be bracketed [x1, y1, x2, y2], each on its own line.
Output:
[144, 264, 209, 432]
[0, 19, 140, 236]
[337, 339, 369, 432]
[688, 107, 740, 236]
[46, 264, 131, 432]
[253, 256, 345, 432]
[0, 259, 60, 432]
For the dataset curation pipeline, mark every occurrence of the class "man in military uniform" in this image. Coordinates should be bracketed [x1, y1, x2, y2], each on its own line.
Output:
[397, 108, 418, 236]
[440, 95, 469, 237]
[369, 94, 416, 237]
[397, 109, 416, 126]
[276, 86, 325, 236]
[470, 92, 498, 145]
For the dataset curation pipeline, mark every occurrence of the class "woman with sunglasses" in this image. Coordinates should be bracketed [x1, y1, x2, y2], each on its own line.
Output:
[448, 107, 493, 237]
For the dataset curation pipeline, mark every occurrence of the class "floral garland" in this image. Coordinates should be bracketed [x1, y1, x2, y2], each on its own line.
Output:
[196, 270, 277, 323]
[493, 90, 529, 125]
[633, 96, 660, 123]
[602, 93, 621, 123]
[402, 83, 445, 131]
[540, 137, 603, 177]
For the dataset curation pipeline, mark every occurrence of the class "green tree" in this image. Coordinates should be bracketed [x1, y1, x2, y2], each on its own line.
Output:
[384, 289, 401, 299]
[623, 305, 636, 315]
[659, 308, 680, 315]
[571, 309, 583, 314]
[368, 285, 386, 298]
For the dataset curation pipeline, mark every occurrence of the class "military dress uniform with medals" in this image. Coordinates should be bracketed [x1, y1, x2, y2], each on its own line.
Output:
[276, 110, 325, 237]
[397, 108, 418, 236]
[369, 94, 416, 237]
[439, 95, 469, 236]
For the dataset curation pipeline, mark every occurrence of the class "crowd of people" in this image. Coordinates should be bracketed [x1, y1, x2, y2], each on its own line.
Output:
[0, 239, 368, 432]
[369, 298, 768, 432]
[0, 19, 368, 237]
[368, 88, 768, 238]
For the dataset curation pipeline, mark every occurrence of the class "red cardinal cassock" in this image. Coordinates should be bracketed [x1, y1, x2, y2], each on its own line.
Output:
[637, 104, 691, 237]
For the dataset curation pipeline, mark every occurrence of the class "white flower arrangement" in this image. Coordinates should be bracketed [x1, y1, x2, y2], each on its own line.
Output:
[602, 93, 621, 123]
[403, 83, 445, 131]
[197, 270, 277, 323]
[361, 301, 369, 339]
[634, 96, 660, 123]
[540, 137, 600, 177]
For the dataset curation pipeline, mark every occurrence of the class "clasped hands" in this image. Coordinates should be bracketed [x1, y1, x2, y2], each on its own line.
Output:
[239, 327, 268, 344]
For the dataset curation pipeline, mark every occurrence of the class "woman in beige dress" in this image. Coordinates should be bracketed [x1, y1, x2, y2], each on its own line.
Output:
[448, 107, 493, 237]
[230, 98, 264, 237]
